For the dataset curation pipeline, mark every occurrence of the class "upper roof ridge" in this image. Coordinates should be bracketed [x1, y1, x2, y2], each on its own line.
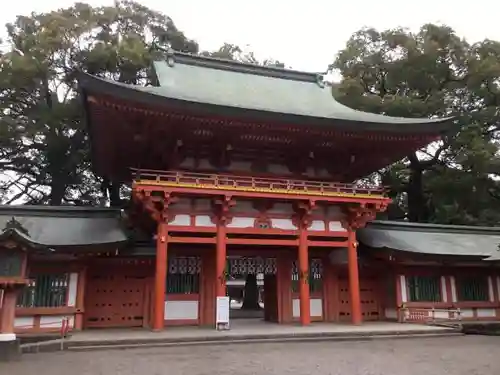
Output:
[158, 48, 326, 85]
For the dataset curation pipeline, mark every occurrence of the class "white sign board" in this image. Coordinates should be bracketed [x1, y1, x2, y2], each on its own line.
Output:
[216, 296, 230, 330]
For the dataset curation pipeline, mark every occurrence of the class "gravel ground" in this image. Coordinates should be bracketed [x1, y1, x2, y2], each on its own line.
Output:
[2, 336, 500, 375]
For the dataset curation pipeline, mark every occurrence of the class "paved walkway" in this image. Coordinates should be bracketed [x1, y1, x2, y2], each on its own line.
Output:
[4, 336, 500, 375]
[68, 320, 453, 344]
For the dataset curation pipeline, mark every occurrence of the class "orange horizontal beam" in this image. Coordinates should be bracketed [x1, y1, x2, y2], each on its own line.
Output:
[308, 240, 349, 247]
[168, 236, 216, 244]
[134, 183, 389, 205]
[165, 225, 349, 238]
[227, 238, 299, 246]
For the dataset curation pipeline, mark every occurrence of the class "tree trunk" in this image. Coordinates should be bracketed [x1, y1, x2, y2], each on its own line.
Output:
[48, 177, 66, 205]
[241, 274, 261, 310]
[407, 156, 426, 222]
[108, 183, 121, 207]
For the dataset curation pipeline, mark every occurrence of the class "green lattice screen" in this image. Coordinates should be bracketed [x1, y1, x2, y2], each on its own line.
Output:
[407, 276, 441, 302]
[166, 257, 201, 294]
[17, 274, 69, 307]
[457, 276, 489, 301]
[291, 259, 323, 293]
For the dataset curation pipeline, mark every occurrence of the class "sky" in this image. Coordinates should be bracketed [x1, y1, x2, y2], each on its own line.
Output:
[1, 0, 500, 73]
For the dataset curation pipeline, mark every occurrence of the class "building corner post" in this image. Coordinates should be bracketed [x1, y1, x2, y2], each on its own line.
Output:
[298, 224, 311, 325]
[0, 288, 20, 361]
[347, 229, 362, 325]
[153, 221, 168, 331]
[215, 218, 227, 298]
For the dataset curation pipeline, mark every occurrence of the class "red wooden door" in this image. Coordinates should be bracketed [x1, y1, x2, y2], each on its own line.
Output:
[84, 268, 148, 328]
[338, 278, 381, 322]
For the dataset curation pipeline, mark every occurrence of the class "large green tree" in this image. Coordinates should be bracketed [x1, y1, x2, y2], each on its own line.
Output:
[0, 1, 198, 205]
[332, 24, 500, 224]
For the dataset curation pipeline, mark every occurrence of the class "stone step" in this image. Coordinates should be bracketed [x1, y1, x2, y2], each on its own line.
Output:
[22, 330, 462, 354]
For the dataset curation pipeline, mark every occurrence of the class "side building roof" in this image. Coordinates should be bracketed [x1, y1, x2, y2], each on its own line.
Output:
[0, 205, 128, 250]
[358, 220, 500, 261]
[78, 51, 455, 133]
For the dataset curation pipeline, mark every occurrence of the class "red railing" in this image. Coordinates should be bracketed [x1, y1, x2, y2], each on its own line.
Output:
[399, 306, 462, 326]
[131, 168, 387, 198]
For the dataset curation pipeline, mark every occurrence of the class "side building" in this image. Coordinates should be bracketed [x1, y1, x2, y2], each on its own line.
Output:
[1, 208, 499, 337]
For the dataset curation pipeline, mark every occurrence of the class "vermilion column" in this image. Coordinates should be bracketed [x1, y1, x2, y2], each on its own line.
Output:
[298, 226, 311, 325]
[347, 229, 362, 325]
[0, 288, 17, 336]
[215, 220, 227, 298]
[153, 222, 168, 331]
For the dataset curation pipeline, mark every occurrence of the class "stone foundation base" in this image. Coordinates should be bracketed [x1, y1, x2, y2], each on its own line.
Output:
[0, 338, 21, 362]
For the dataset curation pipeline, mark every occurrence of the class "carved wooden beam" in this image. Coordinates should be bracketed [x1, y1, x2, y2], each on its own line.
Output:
[212, 195, 236, 225]
[134, 190, 178, 223]
[293, 200, 316, 229]
[341, 202, 388, 230]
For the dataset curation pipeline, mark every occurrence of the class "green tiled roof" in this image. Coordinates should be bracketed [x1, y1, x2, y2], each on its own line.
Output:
[0, 205, 128, 249]
[78, 51, 455, 133]
[358, 220, 500, 260]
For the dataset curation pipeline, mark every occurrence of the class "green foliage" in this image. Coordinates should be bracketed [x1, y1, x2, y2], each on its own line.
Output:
[0, 1, 198, 205]
[333, 24, 500, 225]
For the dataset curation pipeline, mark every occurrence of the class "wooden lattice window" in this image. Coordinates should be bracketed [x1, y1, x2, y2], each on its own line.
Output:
[166, 257, 201, 294]
[291, 259, 323, 293]
[0, 250, 23, 277]
[17, 274, 69, 307]
[456, 276, 489, 302]
[407, 276, 441, 302]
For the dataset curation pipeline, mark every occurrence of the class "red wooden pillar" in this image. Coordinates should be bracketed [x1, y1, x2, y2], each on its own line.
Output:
[347, 229, 362, 325]
[298, 226, 311, 325]
[201, 253, 216, 325]
[153, 222, 168, 331]
[74, 266, 87, 330]
[323, 258, 338, 322]
[277, 254, 293, 323]
[0, 288, 17, 336]
[215, 220, 227, 298]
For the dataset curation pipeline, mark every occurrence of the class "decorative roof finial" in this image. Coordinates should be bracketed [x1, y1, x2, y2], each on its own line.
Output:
[3, 217, 30, 237]
[166, 48, 175, 67]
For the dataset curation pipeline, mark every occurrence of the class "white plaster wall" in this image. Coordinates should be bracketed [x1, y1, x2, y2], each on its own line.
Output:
[271, 218, 297, 230]
[227, 217, 255, 228]
[434, 311, 449, 319]
[488, 277, 495, 302]
[328, 221, 345, 231]
[165, 301, 199, 320]
[384, 308, 398, 320]
[66, 272, 79, 307]
[40, 315, 75, 329]
[195, 215, 215, 227]
[477, 308, 496, 318]
[450, 276, 458, 302]
[309, 220, 326, 231]
[400, 275, 408, 303]
[14, 317, 34, 328]
[292, 298, 323, 318]
[169, 214, 191, 226]
[461, 308, 474, 318]
[441, 276, 448, 303]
